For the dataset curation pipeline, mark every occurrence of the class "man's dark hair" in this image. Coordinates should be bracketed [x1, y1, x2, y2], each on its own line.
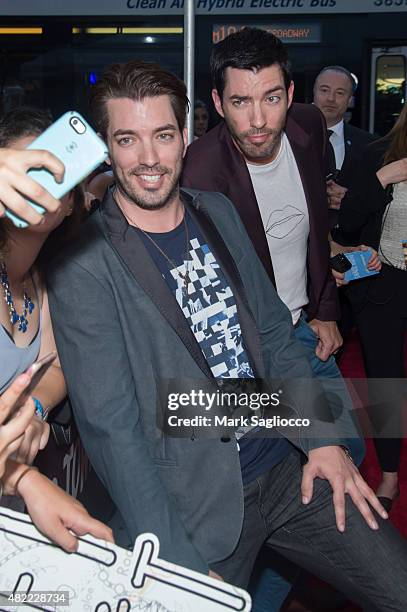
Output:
[210, 27, 292, 100]
[90, 60, 189, 138]
[0, 106, 52, 147]
[315, 66, 357, 93]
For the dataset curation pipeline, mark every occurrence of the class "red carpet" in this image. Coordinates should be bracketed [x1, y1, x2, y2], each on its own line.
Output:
[286, 330, 406, 612]
[338, 329, 407, 539]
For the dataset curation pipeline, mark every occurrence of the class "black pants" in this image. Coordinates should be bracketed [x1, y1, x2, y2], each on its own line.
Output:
[354, 264, 406, 473]
[211, 450, 407, 611]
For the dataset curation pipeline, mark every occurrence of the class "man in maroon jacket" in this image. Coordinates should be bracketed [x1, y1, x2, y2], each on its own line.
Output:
[182, 27, 341, 364]
[182, 27, 365, 609]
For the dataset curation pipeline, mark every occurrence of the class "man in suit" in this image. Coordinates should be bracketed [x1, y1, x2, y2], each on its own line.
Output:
[313, 66, 378, 340]
[313, 65, 376, 219]
[47, 60, 407, 610]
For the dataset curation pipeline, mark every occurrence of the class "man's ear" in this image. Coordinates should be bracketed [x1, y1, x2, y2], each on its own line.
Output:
[212, 89, 224, 118]
[287, 81, 295, 110]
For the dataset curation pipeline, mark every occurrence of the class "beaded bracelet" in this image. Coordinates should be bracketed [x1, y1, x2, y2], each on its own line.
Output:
[32, 397, 49, 422]
[14, 466, 38, 494]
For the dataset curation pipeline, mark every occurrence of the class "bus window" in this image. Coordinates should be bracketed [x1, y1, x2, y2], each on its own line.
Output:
[374, 54, 406, 136]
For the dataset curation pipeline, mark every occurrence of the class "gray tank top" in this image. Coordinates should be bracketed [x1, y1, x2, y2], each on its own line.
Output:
[0, 276, 42, 392]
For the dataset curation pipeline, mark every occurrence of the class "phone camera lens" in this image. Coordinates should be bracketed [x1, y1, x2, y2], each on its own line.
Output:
[70, 115, 86, 134]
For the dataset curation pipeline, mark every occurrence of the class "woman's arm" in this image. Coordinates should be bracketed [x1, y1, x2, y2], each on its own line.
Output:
[33, 287, 67, 408]
[376, 157, 407, 188]
[0, 374, 37, 478]
[13, 287, 67, 464]
[2, 459, 113, 551]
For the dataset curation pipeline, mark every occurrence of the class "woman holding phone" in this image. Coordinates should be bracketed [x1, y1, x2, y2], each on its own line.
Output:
[0, 106, 114, 548]
[0, 107, 85, 464]
[337, 102, 407, 512]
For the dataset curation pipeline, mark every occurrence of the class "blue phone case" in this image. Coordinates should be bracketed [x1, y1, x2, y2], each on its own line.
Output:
[5, 111, 108, 228]
[344, 250, 380, 282]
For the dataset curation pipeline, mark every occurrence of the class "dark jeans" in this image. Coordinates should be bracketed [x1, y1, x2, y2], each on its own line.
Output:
[211, 450, 407, 611]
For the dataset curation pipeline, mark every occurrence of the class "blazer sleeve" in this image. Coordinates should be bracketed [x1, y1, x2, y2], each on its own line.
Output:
[211, 193, 352, 453]
[313, 109, 341, 322]
[47, 260, 209, 575]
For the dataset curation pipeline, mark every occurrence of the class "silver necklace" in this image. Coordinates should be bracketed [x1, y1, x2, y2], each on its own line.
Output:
[121, 206, 192, 295]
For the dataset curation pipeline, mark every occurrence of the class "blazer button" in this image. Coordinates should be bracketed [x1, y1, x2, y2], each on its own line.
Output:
[221, 436, 231, 443]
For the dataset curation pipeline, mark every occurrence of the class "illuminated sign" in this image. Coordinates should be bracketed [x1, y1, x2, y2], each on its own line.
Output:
[1, 0, 407, 16]
[213, 23, 321, 44]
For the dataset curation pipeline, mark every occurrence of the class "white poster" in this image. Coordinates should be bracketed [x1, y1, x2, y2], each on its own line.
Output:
[0, 509, 251, 611]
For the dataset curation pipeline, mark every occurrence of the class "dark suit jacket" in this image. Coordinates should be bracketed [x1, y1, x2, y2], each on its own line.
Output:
[182, 103, 340, 322]
[337, 123, 377, 188]
[329, 123, 377, 234]
[48, 188, 346, 575]
[336, 139, 395, 311]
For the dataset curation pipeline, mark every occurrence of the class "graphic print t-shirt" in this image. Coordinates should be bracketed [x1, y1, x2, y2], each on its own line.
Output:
[247, 133, 310, 325]
[137, 211, 290, 484]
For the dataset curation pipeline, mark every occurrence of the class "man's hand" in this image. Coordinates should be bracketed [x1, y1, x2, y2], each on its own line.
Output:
[327, 180, 347, 210]
[302, 446, 388, 532]
[307, 319, 343, 361]
[0, 148, 64, 225]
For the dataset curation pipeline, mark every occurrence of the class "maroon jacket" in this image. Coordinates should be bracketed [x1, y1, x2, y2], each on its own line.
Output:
[182, 102, 339, 321]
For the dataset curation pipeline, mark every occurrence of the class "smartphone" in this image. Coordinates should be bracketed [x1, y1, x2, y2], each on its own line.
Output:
[16, 352, 57, 407]
[326, 170, 339, 182]
[5, 111, 108, 228]
[330, 252, 352, 274]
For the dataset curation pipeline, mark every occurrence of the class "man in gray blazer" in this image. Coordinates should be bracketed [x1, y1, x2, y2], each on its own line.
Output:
[48, 61, 407, 609]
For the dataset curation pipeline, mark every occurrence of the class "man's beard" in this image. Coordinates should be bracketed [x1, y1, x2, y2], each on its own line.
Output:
[111, 158, 182, 211]
[227, 124, 284, 163]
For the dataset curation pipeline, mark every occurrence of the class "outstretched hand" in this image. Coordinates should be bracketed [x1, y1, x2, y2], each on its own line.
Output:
[302, 446, 388, 532]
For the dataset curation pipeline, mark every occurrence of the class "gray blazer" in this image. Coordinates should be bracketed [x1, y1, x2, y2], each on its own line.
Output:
[48, 188, 337, 574]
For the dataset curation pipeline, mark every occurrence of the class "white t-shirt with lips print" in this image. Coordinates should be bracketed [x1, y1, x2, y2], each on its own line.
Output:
[247, 133, 309, 325]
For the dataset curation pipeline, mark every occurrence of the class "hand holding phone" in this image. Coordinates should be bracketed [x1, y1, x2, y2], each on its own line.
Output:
[330, 253, 352, 274]
[16, 352, 57, 411]
[0, 148, 64, 225]
[5, 111, 108, 228]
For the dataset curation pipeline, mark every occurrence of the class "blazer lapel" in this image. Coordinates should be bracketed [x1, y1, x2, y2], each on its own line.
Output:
[218, 124, 275, 285]
[100, 191, 213, 379]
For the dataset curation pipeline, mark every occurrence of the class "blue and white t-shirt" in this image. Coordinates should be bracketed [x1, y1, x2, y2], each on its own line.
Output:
[136, 210, 291, 483]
